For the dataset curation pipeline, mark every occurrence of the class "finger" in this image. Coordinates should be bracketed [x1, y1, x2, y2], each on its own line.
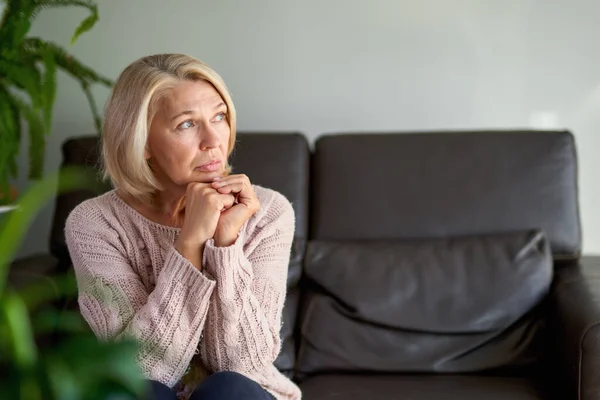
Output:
[187, 181, 212, 192]
[215, 182, 244, 194]
[213, 173, 245, 182]
[212, 179, 242, 190]
[212, 175, 250, 194]
[212, 174, 248, 187]
[218, 192, 236, 210]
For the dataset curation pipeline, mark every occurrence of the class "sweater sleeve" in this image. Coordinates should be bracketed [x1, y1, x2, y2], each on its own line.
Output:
[65, 204, 216, 387]
[199, 191, 295, 375]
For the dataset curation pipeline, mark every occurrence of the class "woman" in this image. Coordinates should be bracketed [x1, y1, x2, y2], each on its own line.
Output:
[65, 54, 301, 400]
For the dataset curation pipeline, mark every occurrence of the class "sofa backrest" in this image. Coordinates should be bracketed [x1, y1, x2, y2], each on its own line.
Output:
[309, 130, 581, 259]
[227, 133, 310, 374]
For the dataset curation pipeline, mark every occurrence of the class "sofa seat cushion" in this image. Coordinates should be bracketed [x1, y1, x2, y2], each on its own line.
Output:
[297, 231, 553, 374]
[299, 374, 549, 400]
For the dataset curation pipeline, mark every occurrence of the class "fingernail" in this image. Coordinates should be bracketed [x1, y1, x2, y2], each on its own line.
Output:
[213, 177, 221, 181]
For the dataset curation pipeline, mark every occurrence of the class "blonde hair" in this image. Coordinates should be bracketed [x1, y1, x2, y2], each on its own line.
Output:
[101, 53, 237, 202]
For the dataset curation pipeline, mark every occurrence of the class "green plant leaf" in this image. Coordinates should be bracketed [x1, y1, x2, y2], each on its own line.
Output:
[1, 290, 37, 368]
[0, 89, 18, 182]
[22, 37, 113, 133]
[0, 88, 17, 136]
[0, 58, 44, 109]
[0, 0, 33, 51]
[0, 86, 21, 201]
[71, 10, 98, 45]
[12, 96, 46, 179]
[11, 18, 32, 48]
[46, 335, 146, 399]
[24, 38, 113, 86]
[45, 355, 81, 400]
[30, 308, 88, 336]
[41, 49, 57, 130]
[17, 272, 77, 311]
[1, 1, 112, 205]
[3, 88, 49, 179]
[31, 0, 100, 45]
[0, 359, 44, 400]
[0, 167, 92, 291]
[0, 374, 18, 399]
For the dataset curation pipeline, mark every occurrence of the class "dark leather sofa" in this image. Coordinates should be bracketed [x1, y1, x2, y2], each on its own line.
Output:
[9, 129, 600, 399]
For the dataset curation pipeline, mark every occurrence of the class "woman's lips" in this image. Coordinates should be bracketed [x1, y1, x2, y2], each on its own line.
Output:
[196, 160, 221, 172]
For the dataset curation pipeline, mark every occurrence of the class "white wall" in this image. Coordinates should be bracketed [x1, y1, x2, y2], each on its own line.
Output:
[13, 0, 600, 256]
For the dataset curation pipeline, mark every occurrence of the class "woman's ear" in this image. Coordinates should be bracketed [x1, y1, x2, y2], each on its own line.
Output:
[144, 147, 151, 160]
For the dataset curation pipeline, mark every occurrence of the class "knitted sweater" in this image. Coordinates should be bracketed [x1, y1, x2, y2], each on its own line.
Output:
[64, 186, 301, 400]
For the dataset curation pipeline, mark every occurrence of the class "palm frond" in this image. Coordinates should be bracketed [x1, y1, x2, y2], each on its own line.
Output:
[5, 90, 47, 179]
[1, 290, 37, 368]
[33, 0, 97, 13]
[0, 84, 21, 178]
[31, 0, 99, 44]
[23, 38, 112, 131]
[0, 58, 43, 109]
[0, 87, 20, 200]
[0, 1, 35, 52]
[40, 49, 57, 130]
[24, 38, 113, 86]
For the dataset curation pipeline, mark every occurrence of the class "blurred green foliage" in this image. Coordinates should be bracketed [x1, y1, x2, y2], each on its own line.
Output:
[0, 0, 113, 204]
[0, 167, 147, 400]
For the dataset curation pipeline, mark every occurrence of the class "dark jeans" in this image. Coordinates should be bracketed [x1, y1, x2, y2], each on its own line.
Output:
[143, 371, 275, 400]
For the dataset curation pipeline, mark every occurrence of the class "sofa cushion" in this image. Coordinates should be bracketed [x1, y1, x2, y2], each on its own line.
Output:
[299, 374, 551, 400]
[297, 230, 552, 375]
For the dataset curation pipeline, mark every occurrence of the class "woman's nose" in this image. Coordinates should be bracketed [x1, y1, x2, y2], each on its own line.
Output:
[199, 126, 220, 151]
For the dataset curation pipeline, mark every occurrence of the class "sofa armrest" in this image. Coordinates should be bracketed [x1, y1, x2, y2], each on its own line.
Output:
[7, 253, 59, 289]
[551, 256, 600, 400]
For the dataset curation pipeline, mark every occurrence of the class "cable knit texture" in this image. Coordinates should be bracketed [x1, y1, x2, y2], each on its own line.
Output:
[64, 185, 301, 400]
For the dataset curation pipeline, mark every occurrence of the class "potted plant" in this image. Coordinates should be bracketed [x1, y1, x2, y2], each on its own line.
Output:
[0, 0, 113, 205]
[0, 2, 147, 398]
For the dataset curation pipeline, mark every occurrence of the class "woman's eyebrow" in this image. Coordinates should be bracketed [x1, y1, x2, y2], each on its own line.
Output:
[170, 102, 227, 121]
[170, 109, 195, 121]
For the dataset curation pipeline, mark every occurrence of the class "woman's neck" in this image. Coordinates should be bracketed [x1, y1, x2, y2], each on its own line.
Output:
[117, 189, 185, 227]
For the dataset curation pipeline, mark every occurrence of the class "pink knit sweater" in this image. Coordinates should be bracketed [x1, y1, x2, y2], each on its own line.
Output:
[64, 185, 301, 400]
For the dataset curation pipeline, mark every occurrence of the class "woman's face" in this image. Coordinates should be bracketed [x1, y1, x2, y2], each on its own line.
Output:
[146, 79, 230, 190]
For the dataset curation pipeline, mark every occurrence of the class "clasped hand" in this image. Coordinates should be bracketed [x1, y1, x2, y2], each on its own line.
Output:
[177, 174, 260, 251]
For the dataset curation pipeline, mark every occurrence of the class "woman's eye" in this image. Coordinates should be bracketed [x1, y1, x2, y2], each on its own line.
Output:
[177, 120, 194, 130]
[215, 112, 226, 122]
